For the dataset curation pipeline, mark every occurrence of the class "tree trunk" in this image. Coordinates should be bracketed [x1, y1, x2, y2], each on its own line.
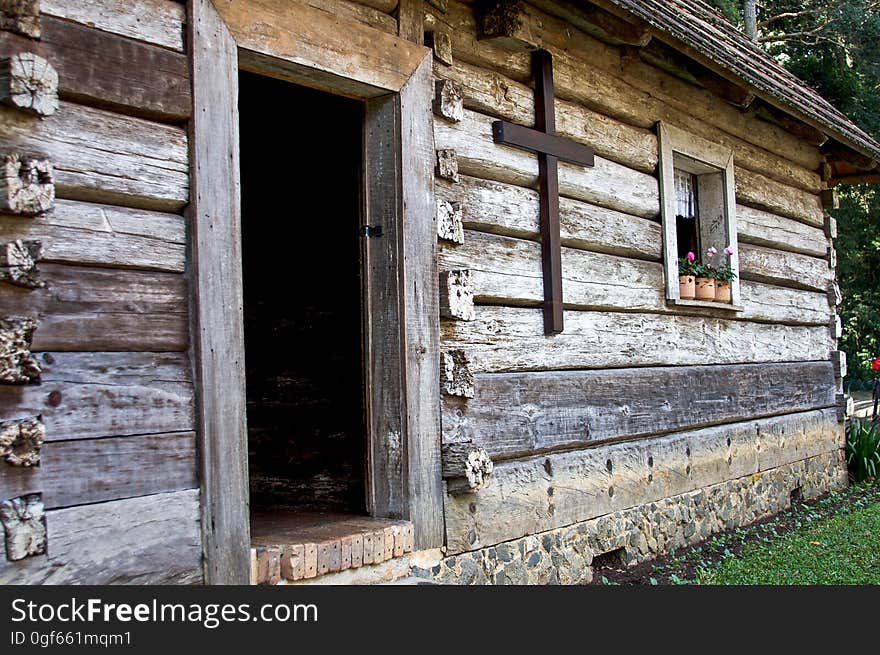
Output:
[743, 0, 757, 41]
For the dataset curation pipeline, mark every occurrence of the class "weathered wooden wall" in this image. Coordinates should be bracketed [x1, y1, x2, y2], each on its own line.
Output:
[0, 0, 410, 585]
[0, 0, 199, 584]
[0, 0, 846, 581]
[426, 0, 842, 554]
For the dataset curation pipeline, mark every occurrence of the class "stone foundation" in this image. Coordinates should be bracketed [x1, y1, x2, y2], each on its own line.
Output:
[412, 449, 846, 585]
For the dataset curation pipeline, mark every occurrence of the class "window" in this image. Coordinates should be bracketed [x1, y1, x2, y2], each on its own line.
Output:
[658, 122, 741, 308]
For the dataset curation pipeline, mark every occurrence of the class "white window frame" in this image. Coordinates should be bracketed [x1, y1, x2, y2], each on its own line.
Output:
[657, 121, 741, 309]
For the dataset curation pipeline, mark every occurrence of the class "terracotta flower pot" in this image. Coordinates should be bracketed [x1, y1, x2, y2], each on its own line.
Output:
[679, 275, 695, 300]
[695, 277, 715, 301]
[715, 281, 731, 303]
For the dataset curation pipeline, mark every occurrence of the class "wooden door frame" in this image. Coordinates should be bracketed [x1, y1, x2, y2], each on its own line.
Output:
[188, 0, 444, 584]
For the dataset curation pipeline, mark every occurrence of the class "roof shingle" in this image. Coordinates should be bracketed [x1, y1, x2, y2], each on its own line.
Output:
[598, 0, 880, 162]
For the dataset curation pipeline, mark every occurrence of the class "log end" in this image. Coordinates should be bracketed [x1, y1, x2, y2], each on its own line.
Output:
[442, 442, 494, 492]
[0, 155, 55, 216]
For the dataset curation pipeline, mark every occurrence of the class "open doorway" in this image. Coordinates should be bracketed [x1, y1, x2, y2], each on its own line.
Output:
[238, 72, 367, 517]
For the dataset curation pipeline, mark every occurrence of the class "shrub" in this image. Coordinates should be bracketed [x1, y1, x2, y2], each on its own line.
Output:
[846, 418, 880, 483]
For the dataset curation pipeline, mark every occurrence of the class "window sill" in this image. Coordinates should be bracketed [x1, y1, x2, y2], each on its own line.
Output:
[667, 298, 744, 312]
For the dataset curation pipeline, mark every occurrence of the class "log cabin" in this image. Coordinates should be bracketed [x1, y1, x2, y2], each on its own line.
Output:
[0, 0, 876, 585]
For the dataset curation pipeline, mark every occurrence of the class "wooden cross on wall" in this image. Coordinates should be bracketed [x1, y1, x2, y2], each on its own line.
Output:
[492, 49, 595, 335]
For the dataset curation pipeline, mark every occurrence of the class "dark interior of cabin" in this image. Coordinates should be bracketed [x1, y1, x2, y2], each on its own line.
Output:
[238, 71, 367, 517]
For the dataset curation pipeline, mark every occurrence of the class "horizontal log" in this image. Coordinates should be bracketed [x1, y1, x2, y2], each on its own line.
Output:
[436, 175, 661, 261]
[736, 204, 828, 258]
[434, 108, 659, 218]
[303, 0, 397, 33]
[0, 263, 188, 352]
[735, 167, 824, 228]
[0, 199, 185, 272]
[0, 16, 191, 122]
[439, 230, 831, 324]
[738, 243, 831, 293]
[442, 361, 836, 460]
[220, 0, 426, 97]
[0, 351, 194, 441]
[444, 408, 841, 552]
[0, 489, 202, 584]
[438, 173, 826, 267]
[441, 306, 832, 373]
[350, 0, 399, 13]
[425, 1, 822, 182]
[435, 59, 658, 174]
[0, 432, 197, 509]
[41, 0, 186, 52]
[0, 101, 188, 212]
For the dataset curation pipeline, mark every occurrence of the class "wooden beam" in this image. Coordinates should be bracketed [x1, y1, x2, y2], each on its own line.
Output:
[426, 29, 454, 66]
[0, 199, 186, 274]
[364, 93, 406, 521]
[0, 16, 191, 122]
[216, 0, 428, 96]
[0, 351, 194, 442]
[442, 307, 832, 374]
[475, 0, 538, 50]
[755, 101, 829, 146]
[0, 489, 202, 584]
[0, 431, 197, 509]
[0, 263, 188, 352]
[444, 409, 840, 552]
[442, 362, 836, 461]
[830, 172, 880, 187]
[41, 0, 185, 52]
[188, 0, 251, 585]
[438, 229, 832, 325]
[822, 140, 878, 170]
[530, 0, 651, 47]
[0, 102, 188, 213]
[396, 0, 424, 44]
[434, 108, 658, 219]
[399, 53, 445, 549]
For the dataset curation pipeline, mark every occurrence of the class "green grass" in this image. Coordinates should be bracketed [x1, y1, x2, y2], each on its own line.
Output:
[696, 495, 880, 585]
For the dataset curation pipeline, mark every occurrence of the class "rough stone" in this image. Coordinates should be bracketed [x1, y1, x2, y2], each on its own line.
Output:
[411, 451, 844, 584]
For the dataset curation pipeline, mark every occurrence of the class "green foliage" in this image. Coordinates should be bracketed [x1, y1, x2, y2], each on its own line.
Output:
[846, 417, 880, 482]
[705, 0, 743, 25]
[697, 496, 880, 584]
[712, 263, 737, 283]
[678, 254, 698, 276]
[749, 2, 880, 381]
[691, 261, 714, 278]
[836, 186, 880, 380]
